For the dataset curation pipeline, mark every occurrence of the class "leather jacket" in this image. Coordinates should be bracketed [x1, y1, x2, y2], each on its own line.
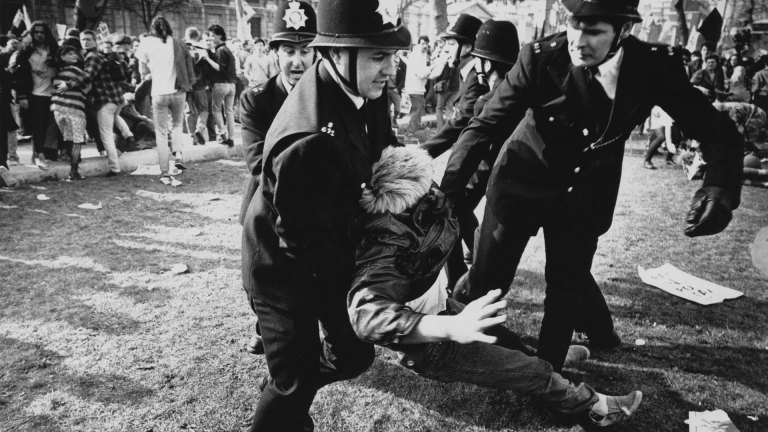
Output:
[348, 146, 459, 346]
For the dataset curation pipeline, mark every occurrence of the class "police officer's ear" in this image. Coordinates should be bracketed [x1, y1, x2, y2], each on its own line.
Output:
[618, 21, 634, 39]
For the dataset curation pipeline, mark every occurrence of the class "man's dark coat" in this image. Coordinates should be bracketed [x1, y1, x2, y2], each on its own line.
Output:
[421, 68, 488, 158]
[442, 32, 744, 237]
[238, 75, 288, 224]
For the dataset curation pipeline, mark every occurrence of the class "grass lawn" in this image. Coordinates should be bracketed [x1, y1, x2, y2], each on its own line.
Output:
[0, 150, 766, 432]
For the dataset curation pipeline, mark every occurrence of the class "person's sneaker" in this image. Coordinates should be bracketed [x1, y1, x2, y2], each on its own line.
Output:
[174, 161, 187, 171]
[563, 345, 590, 367]
[588, 391, 642, 427]
[222, 138, 234, 147]
[159, 175, 172, 185]
[0, 166, 18, 187]
[642, 161, 656, 170]
[194, 131, 206, 145]
[34, 157, 48, 170]
[68, 171, 84, 181]
[99, 150, 107, 157]
[124, 136, 138, 151]
[106, 171, 119, 178]
[169, 176, 182, 187]
[246, 334, 265, 355]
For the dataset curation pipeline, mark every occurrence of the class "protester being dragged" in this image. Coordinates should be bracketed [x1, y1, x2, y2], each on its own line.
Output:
[348, 145, 642, 429]
[200, 25, 237, 147]
[50, 45, 90, 180]
[137, 16, 196, 186]
[10, 21, 58, 170]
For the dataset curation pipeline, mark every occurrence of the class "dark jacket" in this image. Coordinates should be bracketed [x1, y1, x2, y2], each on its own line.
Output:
[0, 52, 18, 132]
[690, 67, 726, 102]
[238, 75, 289, 224]
[421, 68, 488, 158]
[210, 42, 237, 84]
[242, 61, 400, 296]
[348, 146, 459, 345]
[441, 33, 744, 236]
[171, 37, 197, 93]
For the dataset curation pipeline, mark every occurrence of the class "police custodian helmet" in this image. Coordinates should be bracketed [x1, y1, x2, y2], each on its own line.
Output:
[269, 0, 317, 50]
[441, 14, 483, 45]
[309, 0, 411, 50]
[563, 0, 643, 23]
[472, 20, 520, 65]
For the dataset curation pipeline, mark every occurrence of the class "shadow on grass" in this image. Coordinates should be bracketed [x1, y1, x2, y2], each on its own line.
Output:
[0, 337, 155, 431]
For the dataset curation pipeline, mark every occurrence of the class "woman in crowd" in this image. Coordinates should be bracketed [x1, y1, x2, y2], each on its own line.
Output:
[51, 45, 90, 180]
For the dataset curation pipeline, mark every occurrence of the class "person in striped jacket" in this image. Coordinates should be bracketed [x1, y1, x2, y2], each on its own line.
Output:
[51, 45, 90, 180]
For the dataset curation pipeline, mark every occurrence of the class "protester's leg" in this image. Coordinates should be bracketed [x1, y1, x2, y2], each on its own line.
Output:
[29, 96, 51, 161]
[7, 131, 18, 164]
[85, 104, 104, 153]
[644, 127, 664, 164]
[211, 83, 226, 140]
[406, 341, 597, 414]
[224, 83, 236, 140]
[152, 95, 171, 176]
[97, 103, 121, 173]
[113, 107, 134, 140]
[537, 223, 604, 372]
[454, 200, 531, 303]
[169, 92, 187, 165]
[0, 126, 8, 169]
[408, 94, 425, 132]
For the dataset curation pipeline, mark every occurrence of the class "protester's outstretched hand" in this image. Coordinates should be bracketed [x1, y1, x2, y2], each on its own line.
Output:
[685, 186, 733, 237]
[448, 289, 507, 344]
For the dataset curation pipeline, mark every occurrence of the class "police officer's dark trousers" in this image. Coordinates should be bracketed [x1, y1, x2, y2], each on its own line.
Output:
[248, 267, 374, 432]
[460, 201, 614, 372]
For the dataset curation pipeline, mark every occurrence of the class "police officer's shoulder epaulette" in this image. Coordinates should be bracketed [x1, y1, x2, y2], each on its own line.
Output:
[646, 42, 677, 58]
[532, 32, 566, 55]
[252, 85, 265, 94]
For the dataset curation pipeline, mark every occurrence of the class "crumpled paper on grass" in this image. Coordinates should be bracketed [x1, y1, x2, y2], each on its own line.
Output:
[638, 264, 743, 305]
[77, 202, 102, 210]
[686, 410, 740, 432]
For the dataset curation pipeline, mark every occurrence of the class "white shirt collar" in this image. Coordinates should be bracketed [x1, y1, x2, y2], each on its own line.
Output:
[460, 57, 476, 81]
[323, 59, 365, 109]
[593, 46, 624, 100]
[280, 74, 294, 94]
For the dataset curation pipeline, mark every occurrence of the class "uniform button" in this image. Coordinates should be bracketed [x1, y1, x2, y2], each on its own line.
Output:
[406, 360, 415, 367]
[361, 183, 366, 189]
[567, 187, 574, 193]
[548, 116, 555, 122]
[582, 128, 589, 136]
[574, 167, 580, 173]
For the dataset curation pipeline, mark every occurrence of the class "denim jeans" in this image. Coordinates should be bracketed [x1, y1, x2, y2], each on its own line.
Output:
[96, 103, 122, 173]
[398, 300, 597, 415]
[152, 92, 186, 175]
[185, 89, 210, 138]
[408, 94, 425, 131]
[211, 83, 236, 140]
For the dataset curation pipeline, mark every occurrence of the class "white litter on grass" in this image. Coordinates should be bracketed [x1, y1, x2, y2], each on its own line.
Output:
[685, 410, 740, 432]
[170, 177, 182, 187]
[635, 338, 646, 346]
[747, 415, 758, 421]
[36, 194, 50, 201]
[27, 209, 49, 214]
[64, 213, 86, 218]
[77, 202, 102, 210]
[0, 204, 19, 209]
[638, 264, 743, 306]
[216, 159, 245, 167]
[131, 165, 163, 176]
[169, 263, 189, 275]
[30, 185, 46, 190]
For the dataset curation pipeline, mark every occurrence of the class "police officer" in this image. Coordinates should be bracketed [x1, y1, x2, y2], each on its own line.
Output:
[442, 0, 744, 372]
[430, 14, 482, 129]
[241, 0, 410, 430]
[239, 0, 317, 355]
[421, 19, 520, 292]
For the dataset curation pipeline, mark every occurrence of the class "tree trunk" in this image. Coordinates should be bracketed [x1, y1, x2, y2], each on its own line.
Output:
[433, 0, 448, 35]
[674, 0, 689, 45]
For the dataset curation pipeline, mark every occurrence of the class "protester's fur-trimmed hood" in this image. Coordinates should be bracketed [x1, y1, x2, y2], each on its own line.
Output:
[360, 146, 433, 214]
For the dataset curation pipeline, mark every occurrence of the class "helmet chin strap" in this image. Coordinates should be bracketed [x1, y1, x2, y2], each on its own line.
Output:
[326, 48, 360, 96]
[596, 27, 625, 67]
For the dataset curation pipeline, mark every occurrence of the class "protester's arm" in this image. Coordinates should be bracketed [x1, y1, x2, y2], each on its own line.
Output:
[203, 47, 223, 72]
[439, 44, 533, 200]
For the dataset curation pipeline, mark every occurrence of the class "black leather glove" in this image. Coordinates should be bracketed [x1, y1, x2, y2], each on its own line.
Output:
[424, 183, 454, 218]
[684, 186, 733, 237]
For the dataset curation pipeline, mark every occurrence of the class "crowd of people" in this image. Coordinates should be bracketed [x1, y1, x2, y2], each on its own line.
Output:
[0, 17, 286, 184]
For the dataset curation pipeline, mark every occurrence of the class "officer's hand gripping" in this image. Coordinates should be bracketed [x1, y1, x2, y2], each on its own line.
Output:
[684, 186, 733, 237]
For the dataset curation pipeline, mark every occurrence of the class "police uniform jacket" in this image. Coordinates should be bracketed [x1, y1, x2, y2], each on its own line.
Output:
[441, 32, 744, 236]
[238, 75, 288, 224]
[421, 69, 488, 158]
[242, 61, 400, 294]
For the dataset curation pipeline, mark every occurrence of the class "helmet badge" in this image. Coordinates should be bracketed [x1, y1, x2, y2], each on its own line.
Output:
[283, 1, 308, 30]
[376, 0, 400, 26]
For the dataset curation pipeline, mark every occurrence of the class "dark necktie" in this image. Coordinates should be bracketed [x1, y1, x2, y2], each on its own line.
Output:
[585, 67, 612, 136]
